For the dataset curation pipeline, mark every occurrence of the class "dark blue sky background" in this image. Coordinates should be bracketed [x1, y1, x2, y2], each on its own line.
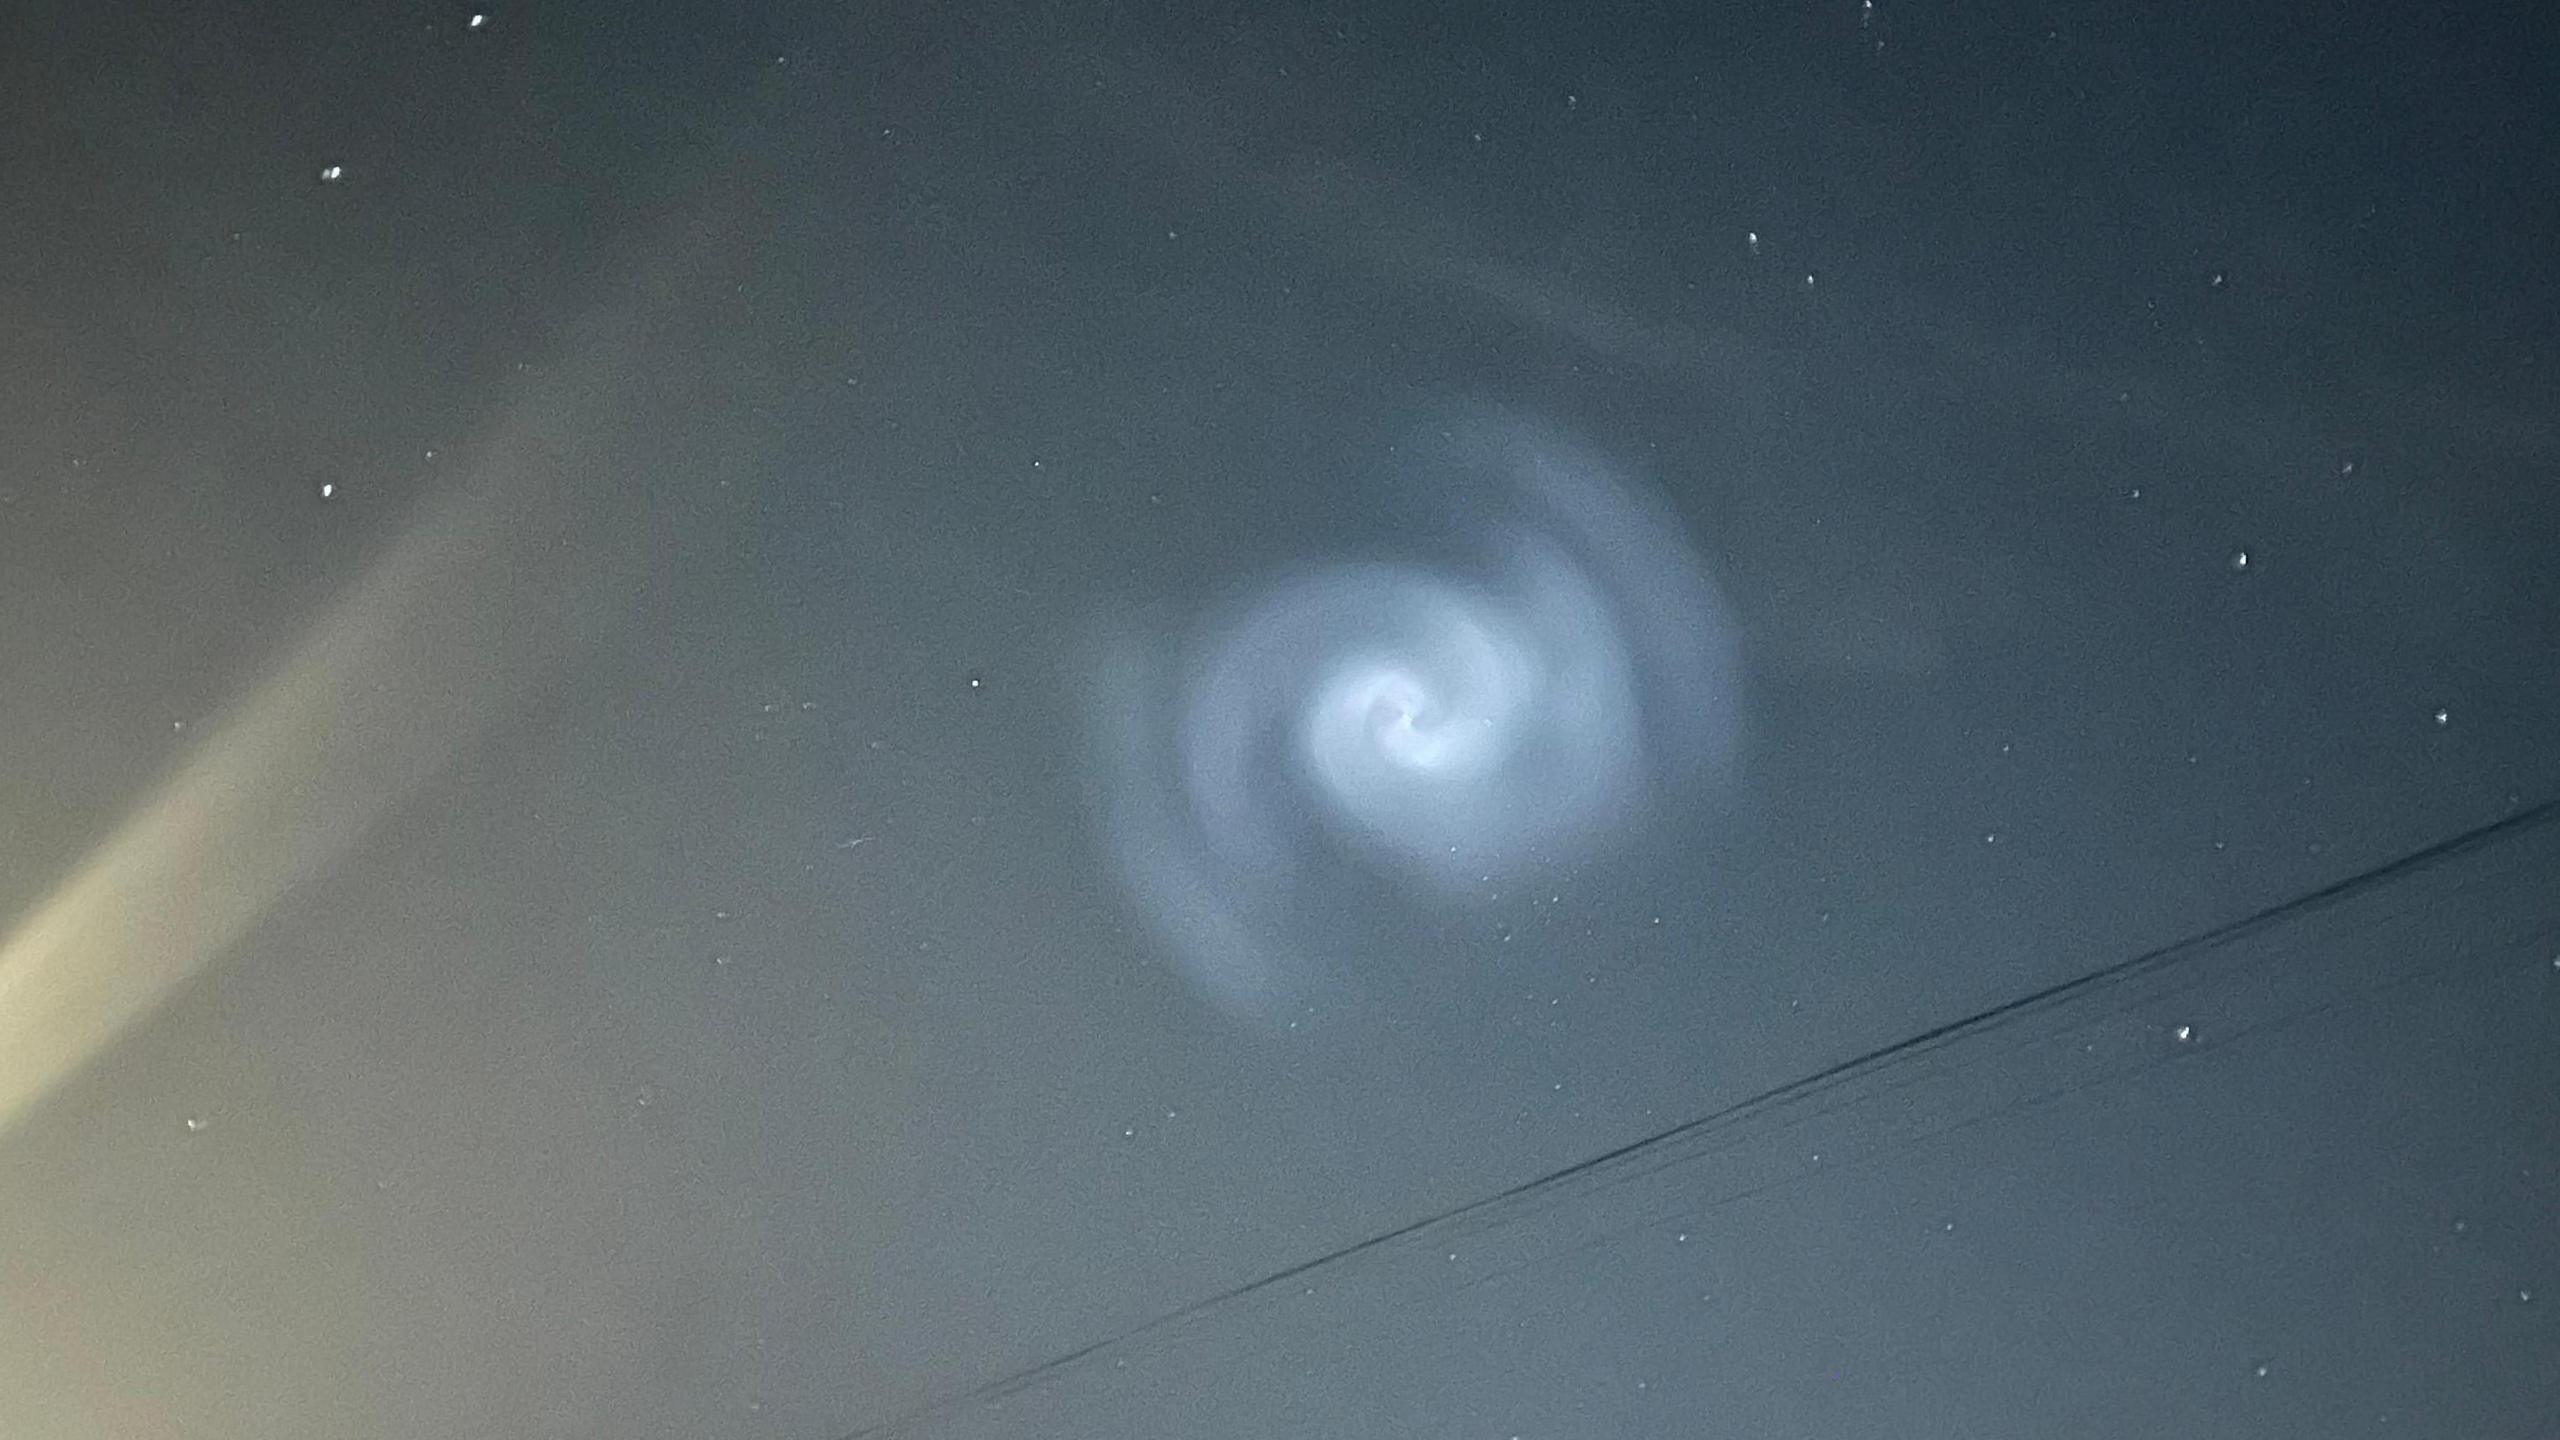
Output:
[1, 1, 2553, 1436]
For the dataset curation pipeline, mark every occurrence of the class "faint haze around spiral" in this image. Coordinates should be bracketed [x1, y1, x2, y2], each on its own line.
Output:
[1085, 409, 1741, 1023]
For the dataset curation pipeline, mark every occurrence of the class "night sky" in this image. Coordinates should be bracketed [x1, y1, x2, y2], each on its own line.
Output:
[2, 1, 2555, 1436]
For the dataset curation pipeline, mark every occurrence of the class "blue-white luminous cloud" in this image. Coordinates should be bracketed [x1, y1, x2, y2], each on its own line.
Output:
[1087, 410, 1740, 1022]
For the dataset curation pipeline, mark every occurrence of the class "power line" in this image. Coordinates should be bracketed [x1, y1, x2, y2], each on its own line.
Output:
[842, 794, 2560, 1438]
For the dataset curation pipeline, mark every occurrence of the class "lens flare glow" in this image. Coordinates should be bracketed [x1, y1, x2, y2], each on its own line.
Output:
[1090, 411, 1740, 1021]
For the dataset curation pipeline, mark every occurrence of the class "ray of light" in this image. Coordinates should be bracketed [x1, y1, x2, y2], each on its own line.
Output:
[0, 186, 746, 1137]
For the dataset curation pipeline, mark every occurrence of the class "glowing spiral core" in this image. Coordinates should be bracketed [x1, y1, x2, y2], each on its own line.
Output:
[1091, 414, 1739, 1021]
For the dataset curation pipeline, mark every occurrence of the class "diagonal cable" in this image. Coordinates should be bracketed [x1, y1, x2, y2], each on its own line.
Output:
[844, 794, 2560, 1438]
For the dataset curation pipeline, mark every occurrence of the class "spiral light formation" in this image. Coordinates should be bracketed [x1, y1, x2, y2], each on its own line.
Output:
[1090, 411, 1740, 1021]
